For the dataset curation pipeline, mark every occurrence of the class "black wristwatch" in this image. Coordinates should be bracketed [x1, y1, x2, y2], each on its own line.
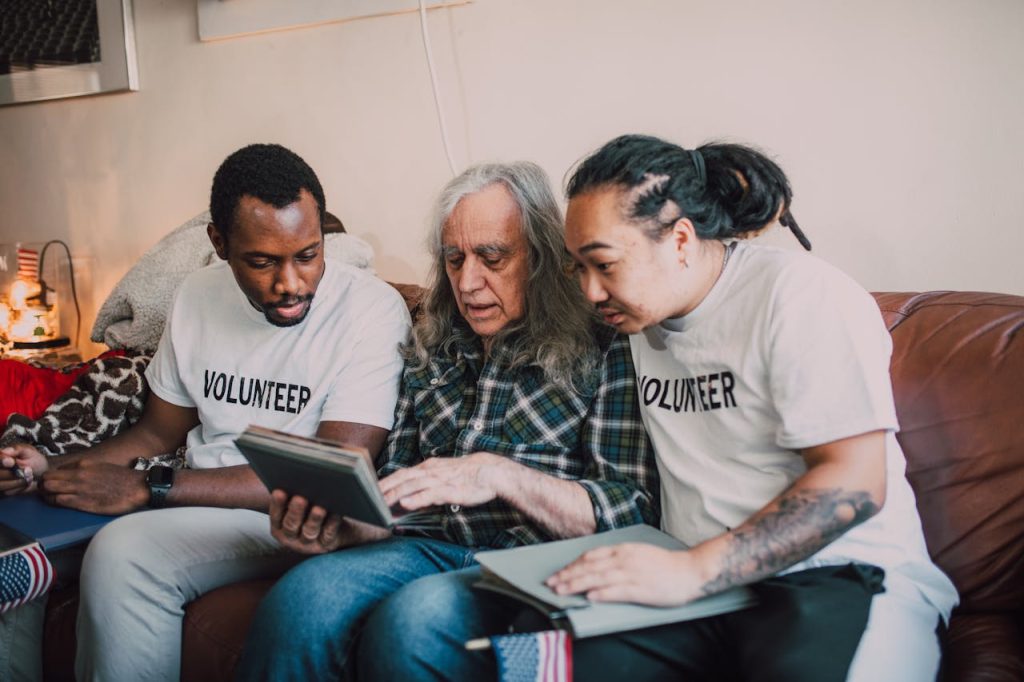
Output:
[145, 465, 175, 509]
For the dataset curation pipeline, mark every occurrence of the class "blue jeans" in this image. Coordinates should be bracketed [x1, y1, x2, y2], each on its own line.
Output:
[236, 536, 518, 681]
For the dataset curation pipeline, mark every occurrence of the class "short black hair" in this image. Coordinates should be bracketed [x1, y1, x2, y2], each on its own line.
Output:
[209, 143, 326, 239]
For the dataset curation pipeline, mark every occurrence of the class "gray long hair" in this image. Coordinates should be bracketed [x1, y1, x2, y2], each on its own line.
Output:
[406, 161, 601, 393]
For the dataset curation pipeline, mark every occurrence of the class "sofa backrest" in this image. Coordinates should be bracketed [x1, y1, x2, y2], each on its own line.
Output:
[873, 291, 1024, 616]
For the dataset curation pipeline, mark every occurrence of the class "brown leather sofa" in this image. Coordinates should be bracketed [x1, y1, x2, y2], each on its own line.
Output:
[41, 290, 1024, 681]
[873, 292, 1024, 680]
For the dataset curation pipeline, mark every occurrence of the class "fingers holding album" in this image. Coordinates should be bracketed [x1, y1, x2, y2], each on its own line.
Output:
[270, 491, 333, 554]
[269, 490, 389, 553]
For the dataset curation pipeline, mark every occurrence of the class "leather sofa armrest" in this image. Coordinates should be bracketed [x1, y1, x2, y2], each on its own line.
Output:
[942, 612, 1024, 681]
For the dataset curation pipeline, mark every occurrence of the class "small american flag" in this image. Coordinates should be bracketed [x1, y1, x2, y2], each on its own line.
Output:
[16, 247, 39, 281]
[0, 544, 54, 613]
[492, 630, 573, 682]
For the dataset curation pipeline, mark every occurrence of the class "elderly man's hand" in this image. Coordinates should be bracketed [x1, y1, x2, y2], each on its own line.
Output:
[269, 490, 389, 554]
[379, 452, 509, 513]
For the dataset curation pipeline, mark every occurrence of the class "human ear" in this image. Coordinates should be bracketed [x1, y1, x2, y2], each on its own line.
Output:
[670, 218, 697, 268]
[207, 223, 228, 260]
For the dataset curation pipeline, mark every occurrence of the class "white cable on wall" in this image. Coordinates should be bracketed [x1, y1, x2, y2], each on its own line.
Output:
[418, 0, 459, 177]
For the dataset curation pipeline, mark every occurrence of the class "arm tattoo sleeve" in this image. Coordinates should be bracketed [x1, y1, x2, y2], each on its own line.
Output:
[700, 487, 879, 596]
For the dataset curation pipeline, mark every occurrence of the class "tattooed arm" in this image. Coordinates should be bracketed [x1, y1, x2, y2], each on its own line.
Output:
[546, 430, 886, 606]
[695, 431, 884, 596]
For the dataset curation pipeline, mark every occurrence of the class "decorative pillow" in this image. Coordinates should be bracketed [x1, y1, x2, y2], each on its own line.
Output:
[1, 352, 148, 456]
[0, 352, 123, 424]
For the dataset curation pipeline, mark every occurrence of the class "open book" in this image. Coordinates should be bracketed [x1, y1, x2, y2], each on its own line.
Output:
[235, 426, 440, 531]
[474, 524, 756, 639]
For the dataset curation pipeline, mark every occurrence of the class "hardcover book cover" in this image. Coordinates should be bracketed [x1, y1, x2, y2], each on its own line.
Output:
[236, 425, 440, 530]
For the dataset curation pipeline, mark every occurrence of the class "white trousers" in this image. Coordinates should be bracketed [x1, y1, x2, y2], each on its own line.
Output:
[847, 572, 945, 681]
[74, 507, 300, 682]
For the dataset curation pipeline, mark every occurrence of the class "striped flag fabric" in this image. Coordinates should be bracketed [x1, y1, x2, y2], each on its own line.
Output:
[491, 630, 573, 682]
[0, 544, 54, 613]
[16, 247, 39, 281]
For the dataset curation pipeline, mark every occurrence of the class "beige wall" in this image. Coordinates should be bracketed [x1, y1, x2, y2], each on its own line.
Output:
[1, 0, 1022, 354]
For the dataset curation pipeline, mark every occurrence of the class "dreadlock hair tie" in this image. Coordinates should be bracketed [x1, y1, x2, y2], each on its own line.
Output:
[780, 210, 812, 251]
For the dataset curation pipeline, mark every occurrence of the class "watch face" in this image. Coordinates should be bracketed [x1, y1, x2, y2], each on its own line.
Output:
[147, 466, 174, 486]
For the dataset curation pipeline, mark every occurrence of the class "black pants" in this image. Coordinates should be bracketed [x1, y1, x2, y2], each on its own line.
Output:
[570, 563, 885, 682]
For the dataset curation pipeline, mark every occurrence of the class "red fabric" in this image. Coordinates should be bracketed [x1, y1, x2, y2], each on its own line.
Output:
[0, 351, 126, 423]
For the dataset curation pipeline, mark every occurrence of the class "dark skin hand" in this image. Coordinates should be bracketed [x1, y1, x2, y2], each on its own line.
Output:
[268, 491, 389, 554]
[40, 458, 150, 515]
[31, 393, 389, 515]
[3, 393, 196, 505]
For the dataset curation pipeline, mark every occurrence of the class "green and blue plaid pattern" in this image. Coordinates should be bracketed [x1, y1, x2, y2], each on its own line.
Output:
[378, 328, 659, 549]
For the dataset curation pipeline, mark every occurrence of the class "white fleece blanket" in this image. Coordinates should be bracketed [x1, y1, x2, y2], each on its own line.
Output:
[90, 211, 375, 352]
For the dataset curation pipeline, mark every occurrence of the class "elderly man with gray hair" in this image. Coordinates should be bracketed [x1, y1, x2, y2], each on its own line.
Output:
[236, 162, 659, 680]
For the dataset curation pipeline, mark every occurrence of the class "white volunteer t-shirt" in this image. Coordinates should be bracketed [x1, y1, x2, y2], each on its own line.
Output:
[630, 242, 957, 619]
[146, 259, 410, 469]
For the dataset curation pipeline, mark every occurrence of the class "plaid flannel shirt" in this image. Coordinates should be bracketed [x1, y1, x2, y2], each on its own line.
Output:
[377, 326, 659, 549]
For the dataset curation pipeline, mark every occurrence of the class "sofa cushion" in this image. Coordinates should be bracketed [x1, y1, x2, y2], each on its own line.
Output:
[181, 579, 275, 682]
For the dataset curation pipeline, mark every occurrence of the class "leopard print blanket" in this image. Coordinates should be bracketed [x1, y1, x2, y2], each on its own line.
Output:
[1, 353, 152, 456]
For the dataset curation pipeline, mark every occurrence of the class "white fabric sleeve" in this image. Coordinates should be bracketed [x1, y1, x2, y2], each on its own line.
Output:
[318, 287, 410, 429]
[766, 260, 899, 450]
[143, 288, 195, 408]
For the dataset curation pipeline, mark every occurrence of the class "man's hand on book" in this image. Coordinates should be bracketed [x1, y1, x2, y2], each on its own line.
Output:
[1, 444, 48, 495]
[545, 542, 709, 607]
[269, 490, 389, 554]
[379, 452, 508, 512]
